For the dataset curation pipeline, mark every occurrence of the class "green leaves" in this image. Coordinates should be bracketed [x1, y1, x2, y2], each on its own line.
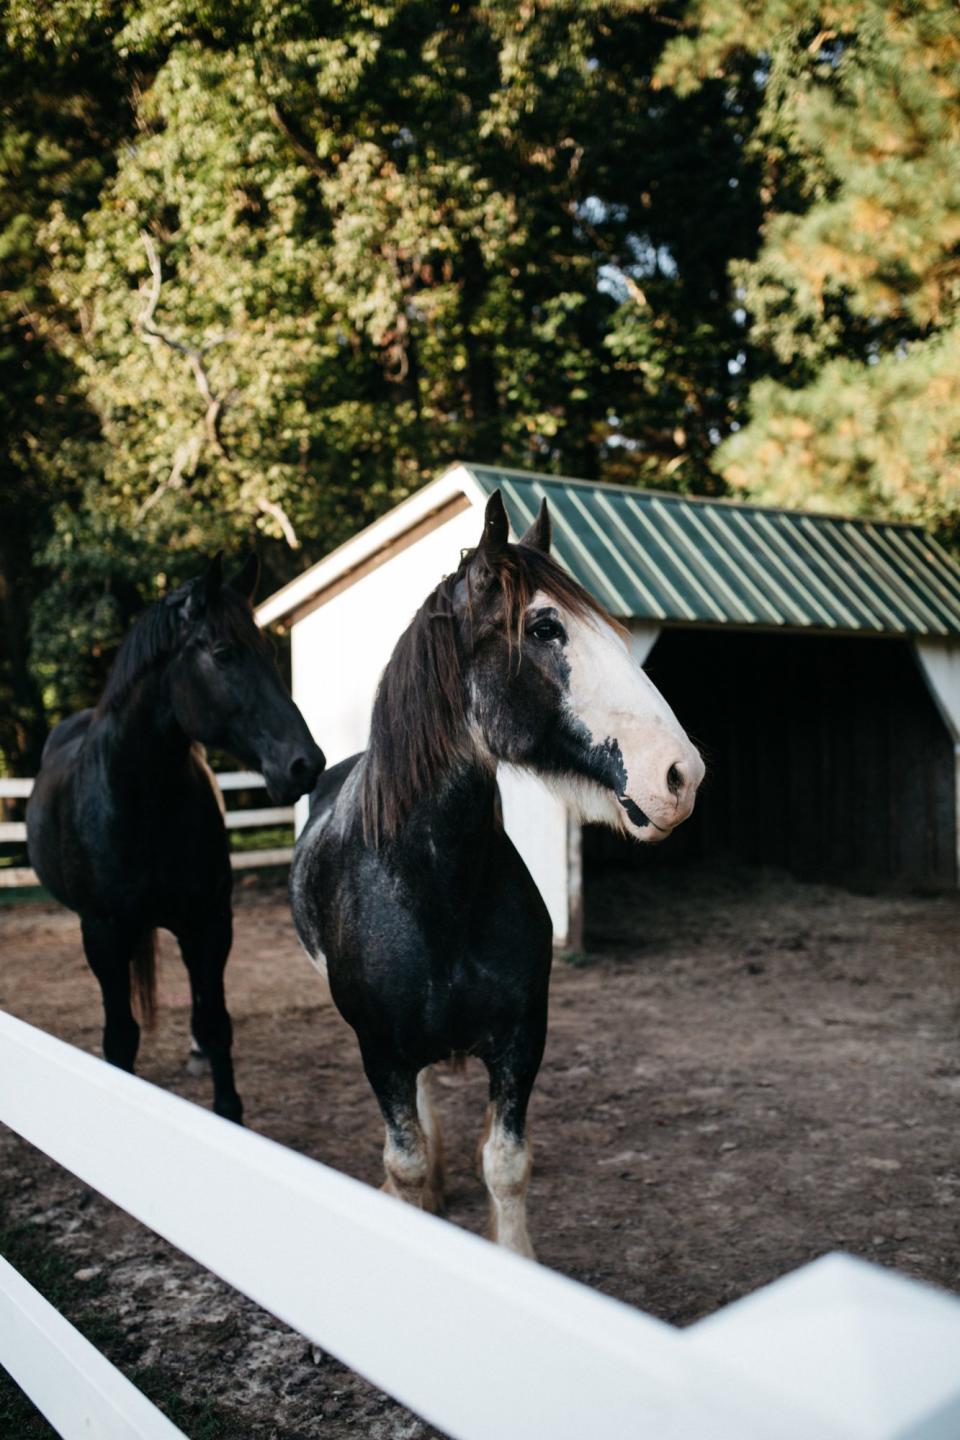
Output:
[662, 0, 960, 533]
[27, 0, 959, 769]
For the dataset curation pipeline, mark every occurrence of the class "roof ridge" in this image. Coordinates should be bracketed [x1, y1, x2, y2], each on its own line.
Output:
[459, 462, 930, 533]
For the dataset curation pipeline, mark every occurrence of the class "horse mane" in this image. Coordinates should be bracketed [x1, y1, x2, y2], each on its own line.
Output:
[98, 581, 266, 713]
[360, 540, 619, 845]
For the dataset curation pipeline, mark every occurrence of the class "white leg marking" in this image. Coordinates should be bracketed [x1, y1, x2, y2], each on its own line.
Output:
[305, 946, 328, 982]
[416, 1068, 445, 1214]
[482, 1115, 535, 1259]
[382, 1118, 429, 1209]
[185, 1031, 210, 1076]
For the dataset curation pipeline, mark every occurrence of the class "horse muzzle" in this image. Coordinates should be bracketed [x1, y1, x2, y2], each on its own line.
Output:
[262, 742, 326, 805]
[618, 747, 704, 842]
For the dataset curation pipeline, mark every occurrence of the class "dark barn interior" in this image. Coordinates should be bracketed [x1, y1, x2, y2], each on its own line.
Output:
[585, 629, 957, 893]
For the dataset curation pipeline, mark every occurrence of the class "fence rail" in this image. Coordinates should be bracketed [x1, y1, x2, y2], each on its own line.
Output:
[0, 773, 293, 888]
[1, 1010, 960, 1439]
[0, 1254, 183, 1440]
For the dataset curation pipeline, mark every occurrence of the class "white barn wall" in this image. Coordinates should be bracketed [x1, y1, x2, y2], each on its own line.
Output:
[629, 621, 661, 667]
[291, 504, 481, 769]
[915, 639, 960, 880]
[497, 770, 573, 945]
[289, 502, 577, 944]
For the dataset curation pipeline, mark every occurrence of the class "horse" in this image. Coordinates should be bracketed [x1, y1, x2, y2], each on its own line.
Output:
[290, 491, 703, 1254]
[27, 553, 325, 1121]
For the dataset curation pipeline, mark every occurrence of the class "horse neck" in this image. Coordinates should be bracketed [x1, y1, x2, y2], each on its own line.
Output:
[90, 666, 191, 785]
[371, 753, 500, 880]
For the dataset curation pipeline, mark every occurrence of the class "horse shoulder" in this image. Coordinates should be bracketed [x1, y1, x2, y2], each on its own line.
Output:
[290, 754, 371, 981]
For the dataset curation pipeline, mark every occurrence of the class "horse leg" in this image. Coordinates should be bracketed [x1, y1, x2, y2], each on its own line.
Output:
[362, 1054, 434, 1212]
[176, 910, 243, 1124]
[417, 1067, 446, 1215]
[81, 916, 141, 1073]
[185, 1034, 211, 1076]
[480, 1025, 546, 1260]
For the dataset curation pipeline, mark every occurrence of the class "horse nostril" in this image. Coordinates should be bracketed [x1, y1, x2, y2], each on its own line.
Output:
[666, 763, 684, 797]
[290, 752, 323, 785]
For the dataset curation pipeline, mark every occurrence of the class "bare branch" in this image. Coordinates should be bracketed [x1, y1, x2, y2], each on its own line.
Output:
[622, 273, 649, 308]
[561, 204, 648, 309]
[137, 230, 164, 337]
[808, 29, 837, 55]
[135, 435, 202, 520]
[136, 230, 233, 500]
[267, 103, 330, 177]
[256, 496, 301, 550]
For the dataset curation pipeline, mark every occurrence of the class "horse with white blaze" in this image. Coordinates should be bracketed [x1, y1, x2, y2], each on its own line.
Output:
[291, 492, 703, 1255]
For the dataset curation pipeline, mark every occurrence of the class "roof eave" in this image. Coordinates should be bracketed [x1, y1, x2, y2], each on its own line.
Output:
[255, 464, 487, 628]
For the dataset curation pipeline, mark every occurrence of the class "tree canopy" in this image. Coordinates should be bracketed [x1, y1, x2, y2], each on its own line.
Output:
[1, 0, 957, 771]
[660, 0, 960, 531]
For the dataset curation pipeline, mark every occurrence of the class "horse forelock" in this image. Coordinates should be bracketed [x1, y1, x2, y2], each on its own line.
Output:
[481, 542, 625, 650]
[98, 580, 267, 713]
[360, 541, 621, 845]
[207, 586, 271, 657]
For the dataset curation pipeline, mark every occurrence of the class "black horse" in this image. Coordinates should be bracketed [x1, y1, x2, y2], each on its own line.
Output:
[28, 554, 324, 1121]
[291, 492, 702, 1253]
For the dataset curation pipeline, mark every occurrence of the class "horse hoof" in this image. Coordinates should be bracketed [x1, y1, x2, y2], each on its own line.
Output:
[186, 1049, 211, 1077]
[423, 1186, 447, 1217]
[214, 1100, 244, 1125]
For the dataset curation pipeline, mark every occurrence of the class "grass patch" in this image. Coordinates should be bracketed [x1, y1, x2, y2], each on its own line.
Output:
[561, 948, 599, 969]
[0, 884, 51, 908]
[228, 824, 293, 853]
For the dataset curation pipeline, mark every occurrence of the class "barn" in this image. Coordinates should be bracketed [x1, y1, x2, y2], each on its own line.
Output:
[257, 464, 960, 949]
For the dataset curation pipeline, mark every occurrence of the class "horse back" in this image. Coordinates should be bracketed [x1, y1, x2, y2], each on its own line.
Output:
[27, 710, 95, 906]
[41, 708, 94, 762]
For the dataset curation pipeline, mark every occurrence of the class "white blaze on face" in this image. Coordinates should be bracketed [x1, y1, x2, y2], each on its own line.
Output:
[539, 596, 705, 842]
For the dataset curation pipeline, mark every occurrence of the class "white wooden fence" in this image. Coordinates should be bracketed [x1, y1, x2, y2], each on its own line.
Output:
[0, 773, 293, 888]
[1, 1010, 959, 1439]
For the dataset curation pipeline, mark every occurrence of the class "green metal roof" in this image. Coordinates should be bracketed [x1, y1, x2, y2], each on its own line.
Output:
[464, 465, 960, 637]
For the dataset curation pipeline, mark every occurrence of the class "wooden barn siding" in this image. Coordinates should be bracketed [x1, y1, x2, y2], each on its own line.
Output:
[586, 631, 956, 890]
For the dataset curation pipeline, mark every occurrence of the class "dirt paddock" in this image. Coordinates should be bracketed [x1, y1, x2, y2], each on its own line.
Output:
[1, 862, 959, 1437]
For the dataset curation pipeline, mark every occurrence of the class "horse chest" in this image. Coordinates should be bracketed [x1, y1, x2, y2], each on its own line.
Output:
[63, 767, 227, 914]
[327, 895, 543, 1060]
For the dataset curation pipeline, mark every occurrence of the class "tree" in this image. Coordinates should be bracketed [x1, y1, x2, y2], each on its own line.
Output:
[2, 0, 764, 769]
[0, 0, 131, 768]
[660, 0, 960, 536]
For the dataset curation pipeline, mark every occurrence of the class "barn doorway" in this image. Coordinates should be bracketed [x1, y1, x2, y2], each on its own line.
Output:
[584, 629, 956, 898]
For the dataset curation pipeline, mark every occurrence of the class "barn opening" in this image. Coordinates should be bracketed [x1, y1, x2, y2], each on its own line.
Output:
[584, 629, 957, 901]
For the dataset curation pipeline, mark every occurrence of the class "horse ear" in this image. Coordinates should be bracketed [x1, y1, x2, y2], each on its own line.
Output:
[520, 499, 551, 554]
[478, 490, 510, 556]
[230, 552, 260, 603]
[204, 551, 224, 606]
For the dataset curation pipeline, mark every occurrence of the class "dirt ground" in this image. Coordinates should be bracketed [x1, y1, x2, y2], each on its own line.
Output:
[1, 862, 959, 1438]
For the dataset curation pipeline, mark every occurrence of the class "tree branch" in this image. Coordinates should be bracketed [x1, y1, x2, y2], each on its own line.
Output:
[256, 496, 301, 550]
[137, 230, 232, 460]
[267, 103, 330, 177]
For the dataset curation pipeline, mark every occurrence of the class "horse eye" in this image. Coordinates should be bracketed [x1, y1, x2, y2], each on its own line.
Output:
[529, 619, 565, 644]
[212, 644, 237, 664]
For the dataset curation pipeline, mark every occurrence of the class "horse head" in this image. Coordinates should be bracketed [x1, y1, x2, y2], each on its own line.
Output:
[166, 554, 324, 804]
[455, 491, 703, 842]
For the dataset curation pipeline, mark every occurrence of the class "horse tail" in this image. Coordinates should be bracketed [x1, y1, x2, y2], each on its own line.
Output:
[131, 930, 158, 1031]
